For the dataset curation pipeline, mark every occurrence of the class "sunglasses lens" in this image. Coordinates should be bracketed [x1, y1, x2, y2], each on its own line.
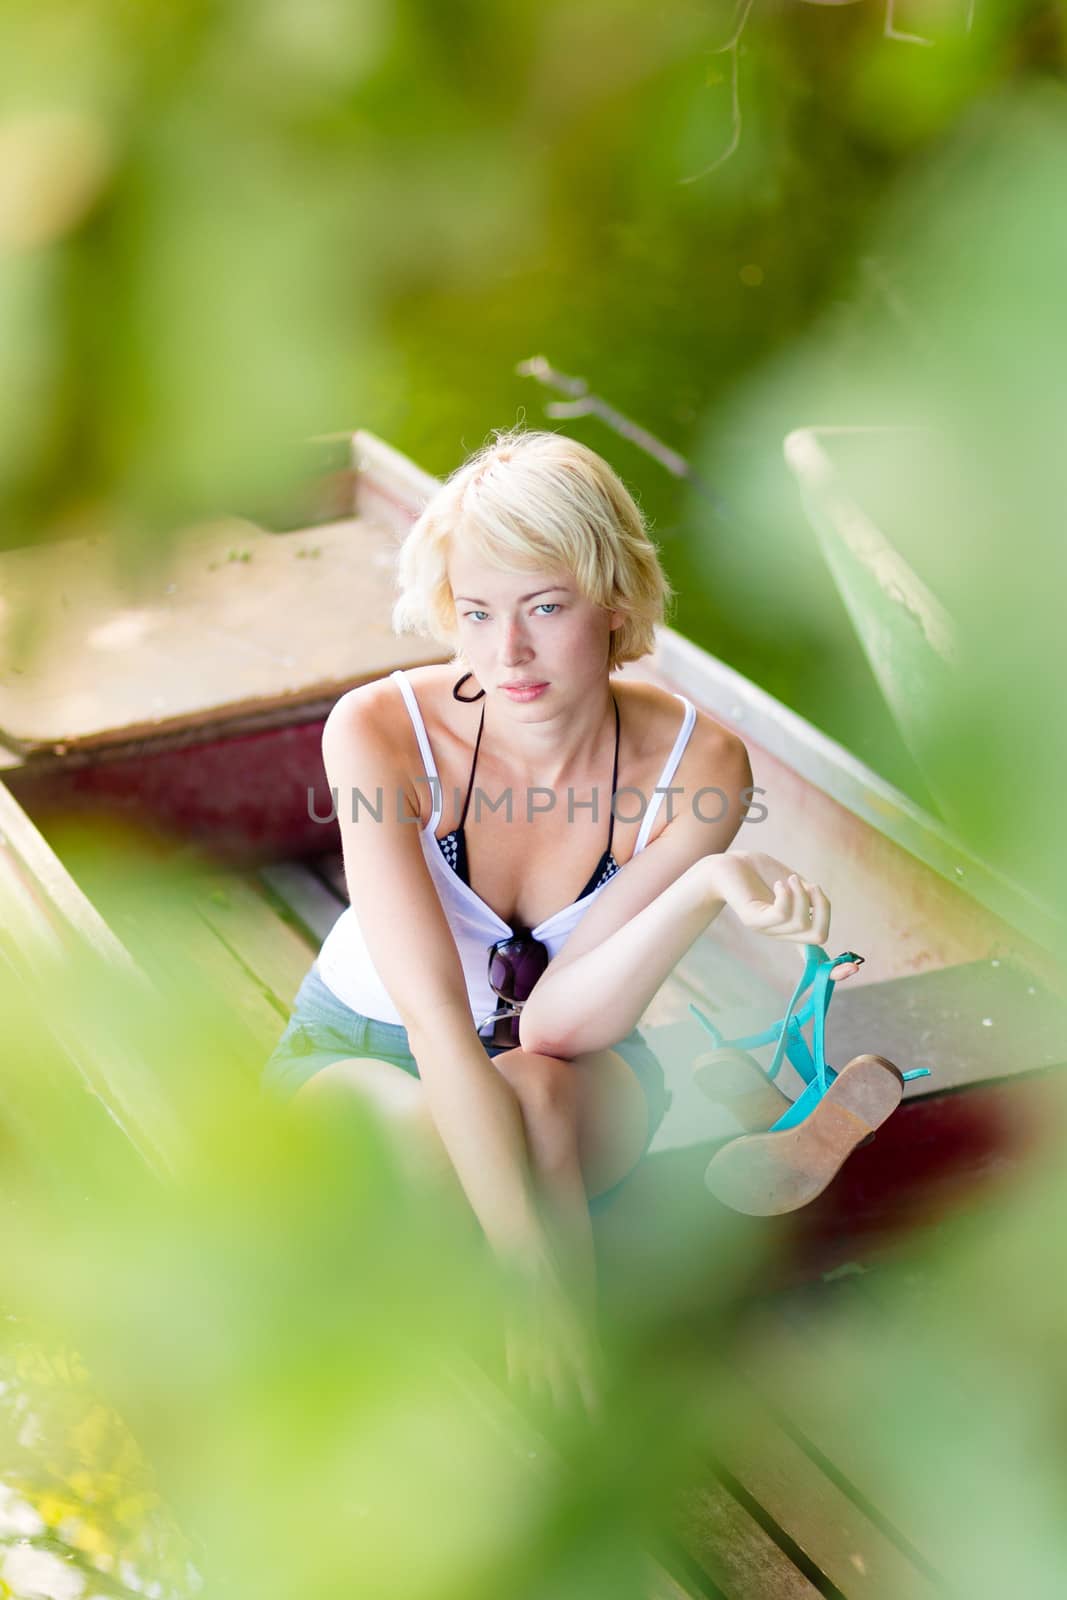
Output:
[488, 936, 549, 1003]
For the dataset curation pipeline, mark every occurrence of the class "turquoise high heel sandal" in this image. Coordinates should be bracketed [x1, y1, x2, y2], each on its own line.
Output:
[692, 947, 931, 1216]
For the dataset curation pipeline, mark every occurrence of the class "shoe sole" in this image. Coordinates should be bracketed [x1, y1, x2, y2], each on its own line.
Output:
[692, 1047, 793, 1132]
[703, 1054, 905, 1216]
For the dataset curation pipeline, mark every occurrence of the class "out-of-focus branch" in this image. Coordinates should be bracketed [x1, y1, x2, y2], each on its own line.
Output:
[679, 0, 756, 183]
[515, 356, 725, 511]
[686, 0, 952, 185]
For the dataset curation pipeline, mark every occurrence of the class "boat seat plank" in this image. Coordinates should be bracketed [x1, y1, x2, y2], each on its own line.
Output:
[311, 851, 349, 904]
[0, 782, 139, 971]
[674, 1479, 822, 1598]
[52, 842, 300, 1066]
[259, 861, 346, 947]
[731, 1285, 951, 1587]
[0, 516, 445, 757]
[113, 886, 293, 1064]
[662, 958, 1066, 1107]
[708, 1364, 944, 1600]
[245, 856, 1067, 1167]
[641, 949, 1030, 1148]
[189, 870, 314, 1011]
[827, 957, 1067, 1092]
[0, 784, 186, 1171]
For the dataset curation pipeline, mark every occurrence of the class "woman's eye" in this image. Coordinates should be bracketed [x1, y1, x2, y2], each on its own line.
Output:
[463, 610, 489, 622]
[534, 603, 561, 615]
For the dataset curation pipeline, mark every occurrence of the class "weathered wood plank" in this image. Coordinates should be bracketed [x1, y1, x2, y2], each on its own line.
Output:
[190, 870, 314, 1010]
[312, 850, 349, 903]
[0, 515, 445, 756]
[711, 1367, 944, 1600]
[442, 1351, 714, 1600]
[675, 1479, 821, 1599]
[0, 783, 182, 1173]
[62, 853, 293, 1067]
[731, 1287, 951, 1586]
[259, 860, 345, 947]
[826, 956, 1067, 1093]
[0, 781, 138, 971]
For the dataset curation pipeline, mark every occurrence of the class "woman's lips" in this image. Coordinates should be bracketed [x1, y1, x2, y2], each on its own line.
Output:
[501, 682, 548, 702]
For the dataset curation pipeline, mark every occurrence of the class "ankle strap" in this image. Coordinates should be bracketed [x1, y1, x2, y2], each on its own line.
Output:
[691, 946, 931, 1093]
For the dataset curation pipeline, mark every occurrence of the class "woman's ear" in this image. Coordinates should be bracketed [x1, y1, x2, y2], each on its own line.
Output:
[608, 608, 624, 632]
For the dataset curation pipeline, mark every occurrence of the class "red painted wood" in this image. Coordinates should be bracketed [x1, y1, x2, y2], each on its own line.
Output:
[775, 1073, 1058, 1279]
[6, 718, 339, 863]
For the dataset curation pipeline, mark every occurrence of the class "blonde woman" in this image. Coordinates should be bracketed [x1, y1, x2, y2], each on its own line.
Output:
[264, 429, 845, 1413]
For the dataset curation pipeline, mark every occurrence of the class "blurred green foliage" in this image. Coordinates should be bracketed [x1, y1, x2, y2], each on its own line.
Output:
[3, 0, 1063, 795]
[0, 914, 760, 1600]
[5, 3, 1067, 1597]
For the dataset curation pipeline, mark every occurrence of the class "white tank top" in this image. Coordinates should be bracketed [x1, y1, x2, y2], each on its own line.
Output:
[316, 669, 697, 1030]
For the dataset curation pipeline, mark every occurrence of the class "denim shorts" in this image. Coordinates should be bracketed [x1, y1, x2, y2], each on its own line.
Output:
[262, 963, 672, 1207]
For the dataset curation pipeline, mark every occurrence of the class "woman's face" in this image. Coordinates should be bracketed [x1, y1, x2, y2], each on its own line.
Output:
[447, 541, 620, 711]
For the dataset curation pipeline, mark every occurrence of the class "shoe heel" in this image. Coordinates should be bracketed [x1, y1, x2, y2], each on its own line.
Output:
[704, 1054, 905, 1216]
[692, 1047, 792, 1132]
[831, 1054, 904, 1128]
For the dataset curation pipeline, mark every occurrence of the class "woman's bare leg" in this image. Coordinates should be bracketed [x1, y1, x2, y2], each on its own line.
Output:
[294, 1057, 466, 1199]
[490, 1046, 649, 1323]
[487, 1049, 595, 1320]
[293, 1055, 588, 1275]
[293, 1047, 646, 1322]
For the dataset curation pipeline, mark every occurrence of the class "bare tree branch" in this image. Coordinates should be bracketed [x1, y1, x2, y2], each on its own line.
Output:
[515, 356, 725, 511]
[679, 0, 756, 183]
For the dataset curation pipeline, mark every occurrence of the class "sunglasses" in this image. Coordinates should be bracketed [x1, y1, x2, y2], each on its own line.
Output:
[477, 928, 550, 1048]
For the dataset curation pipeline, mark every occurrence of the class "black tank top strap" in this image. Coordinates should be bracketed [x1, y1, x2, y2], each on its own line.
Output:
[441, 690, 620, 902]
[457, 702, 486, 830]
[605, 693, 621, 857]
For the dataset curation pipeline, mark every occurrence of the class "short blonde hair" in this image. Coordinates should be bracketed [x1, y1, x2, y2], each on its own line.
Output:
[392, 429, 672, 672]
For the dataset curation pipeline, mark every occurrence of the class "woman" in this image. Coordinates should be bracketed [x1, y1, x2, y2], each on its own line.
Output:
[264, 429, 845, 1413]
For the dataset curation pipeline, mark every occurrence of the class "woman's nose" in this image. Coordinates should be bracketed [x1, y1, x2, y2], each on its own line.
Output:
[501, 620, 533, 665]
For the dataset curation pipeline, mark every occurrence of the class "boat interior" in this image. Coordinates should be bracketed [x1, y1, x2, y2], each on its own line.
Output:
[3, 431, 1067, 1598]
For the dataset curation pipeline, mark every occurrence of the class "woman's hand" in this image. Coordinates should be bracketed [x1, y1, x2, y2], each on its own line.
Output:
[504, 1256, 603, 1419]
[709, 851, 861, 979]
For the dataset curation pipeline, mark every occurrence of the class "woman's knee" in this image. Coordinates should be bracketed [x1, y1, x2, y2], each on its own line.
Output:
[294, 1058, 442, 1157]
[491, 1047, 579, 1119]
[291, 1060, 473, 1212]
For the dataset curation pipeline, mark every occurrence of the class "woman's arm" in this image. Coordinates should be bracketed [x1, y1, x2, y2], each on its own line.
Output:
[322, 684, 555, 1272]
[519, 725, 749, 1056]
[521, 848, 840, 1059]
[519, 732, 837, 1058]
[519, 852, 728, 1058]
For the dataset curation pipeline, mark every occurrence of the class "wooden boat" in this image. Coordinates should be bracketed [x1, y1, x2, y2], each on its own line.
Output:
[4, 430, 1067, 1600]
[2, 428, 1066, 1267]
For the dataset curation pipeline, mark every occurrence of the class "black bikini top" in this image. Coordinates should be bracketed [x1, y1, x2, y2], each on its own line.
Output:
[438, 676, 622, 905]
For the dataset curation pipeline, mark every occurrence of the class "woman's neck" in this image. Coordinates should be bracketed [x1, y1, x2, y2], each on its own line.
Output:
[481, 681, 617, 792]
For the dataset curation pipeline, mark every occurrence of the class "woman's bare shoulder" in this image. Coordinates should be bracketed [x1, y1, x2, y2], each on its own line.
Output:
[323, 666, 458, 780]
[616, 676, 745, 761]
